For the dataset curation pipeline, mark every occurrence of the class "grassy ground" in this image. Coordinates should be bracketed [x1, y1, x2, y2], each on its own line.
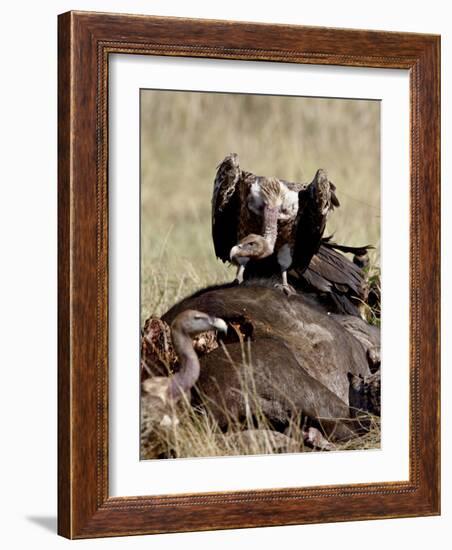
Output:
[142, 326, 382, 460]
[141, 340, 381, 460]
[140, 90, 381, 458]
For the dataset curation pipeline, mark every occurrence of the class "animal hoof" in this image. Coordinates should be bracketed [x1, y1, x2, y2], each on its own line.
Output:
[274, 283, 296, 296]
[367, 346, 381, 372]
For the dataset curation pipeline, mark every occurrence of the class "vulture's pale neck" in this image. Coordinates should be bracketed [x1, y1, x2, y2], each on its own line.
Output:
[167, 329, 200, 401]
[262, 206, 279, 254]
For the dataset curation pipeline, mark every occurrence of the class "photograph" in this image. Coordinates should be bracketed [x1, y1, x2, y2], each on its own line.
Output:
[55, 10, 440, 535]
[139, 89, 381, 460]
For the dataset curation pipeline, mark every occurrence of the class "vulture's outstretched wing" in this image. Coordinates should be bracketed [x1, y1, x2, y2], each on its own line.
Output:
[212, 153, 242, 262]
[292, 169, 339, 272]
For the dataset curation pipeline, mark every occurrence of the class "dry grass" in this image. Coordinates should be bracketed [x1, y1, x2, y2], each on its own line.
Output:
[140, 90, 381, 458]
[143, 395, 381, 460]
[141, 341, 380, 460]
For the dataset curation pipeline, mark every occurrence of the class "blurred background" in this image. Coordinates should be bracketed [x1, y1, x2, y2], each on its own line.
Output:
[141, 90, 380, 321]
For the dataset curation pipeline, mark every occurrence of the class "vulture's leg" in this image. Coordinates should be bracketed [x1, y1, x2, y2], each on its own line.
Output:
[274, 245, 296, 295]
[273, 270, 296, 296]
[234, 265, 245, 284]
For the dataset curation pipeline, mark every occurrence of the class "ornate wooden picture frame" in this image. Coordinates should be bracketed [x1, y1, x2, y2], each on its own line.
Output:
[58, 11, 440, 539]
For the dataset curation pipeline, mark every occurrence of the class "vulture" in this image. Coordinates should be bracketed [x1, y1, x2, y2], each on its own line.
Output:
[212, 154, 371, 315]
[140, 309, 227, 458]
[212, 153, 339, 294]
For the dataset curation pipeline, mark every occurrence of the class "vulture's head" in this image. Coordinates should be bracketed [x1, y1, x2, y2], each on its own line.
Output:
[230, 234, 273, 264]
[171, 309, 228, 338]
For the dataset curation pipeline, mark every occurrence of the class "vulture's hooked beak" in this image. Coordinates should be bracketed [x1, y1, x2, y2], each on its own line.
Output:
[229, 244, 241, 262]
[211, 317, 228, 335]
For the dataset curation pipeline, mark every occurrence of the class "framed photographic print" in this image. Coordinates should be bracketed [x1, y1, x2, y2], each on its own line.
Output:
[58, 11, 440, 538]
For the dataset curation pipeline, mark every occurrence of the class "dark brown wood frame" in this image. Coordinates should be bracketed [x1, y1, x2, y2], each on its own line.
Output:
[58, 10, 440, 539]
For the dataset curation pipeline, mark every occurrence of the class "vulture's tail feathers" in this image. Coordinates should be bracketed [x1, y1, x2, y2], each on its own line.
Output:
[322, 237, 373, 269]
